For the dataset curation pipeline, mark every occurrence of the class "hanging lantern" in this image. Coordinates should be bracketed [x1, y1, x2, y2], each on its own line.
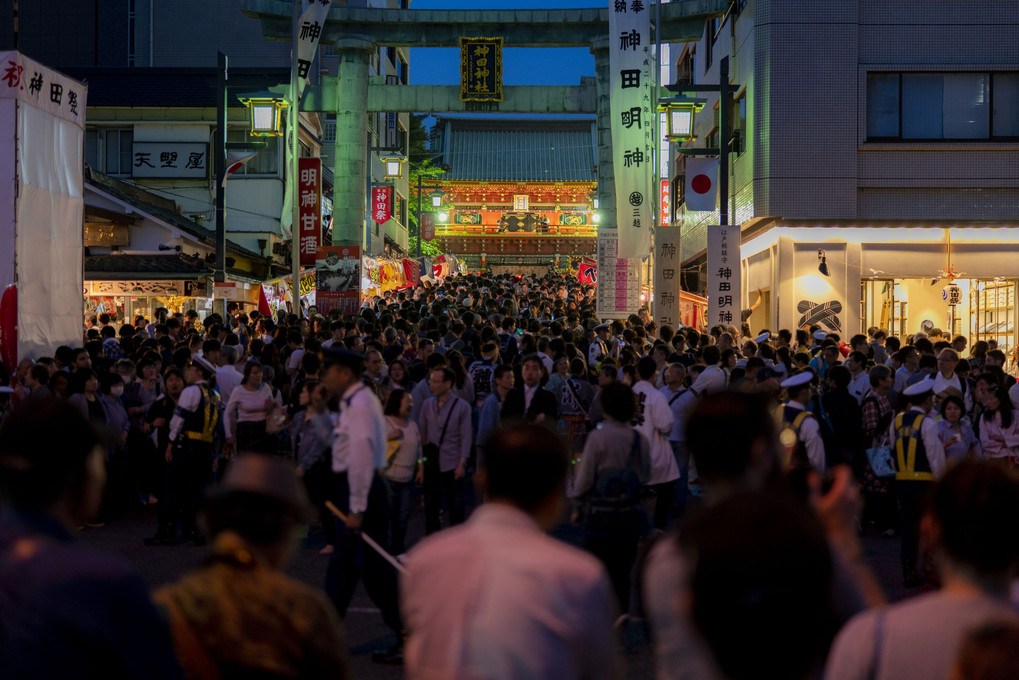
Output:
[942, 284, 962, 306]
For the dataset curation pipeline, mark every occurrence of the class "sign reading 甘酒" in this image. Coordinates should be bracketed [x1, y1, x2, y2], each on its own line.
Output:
[460, 37, 503, 102]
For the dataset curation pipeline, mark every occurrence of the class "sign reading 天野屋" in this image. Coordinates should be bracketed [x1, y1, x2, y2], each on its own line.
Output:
[460, 37, 503, 102]
[131, 143, 209, 179]
[609, 0, 652, 259]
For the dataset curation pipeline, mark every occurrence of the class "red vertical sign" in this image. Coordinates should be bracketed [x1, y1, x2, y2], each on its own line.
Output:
[420, 212, 435, 241]
[372, 186, 392, 224]
[660, 179, 671, 227]
[298, 158, 322, 267]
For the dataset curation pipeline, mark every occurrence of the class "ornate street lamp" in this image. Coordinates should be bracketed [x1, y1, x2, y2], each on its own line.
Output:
[237, 91, 288, 137]
[381, 154, 406, 180]
[656, 96, 706, 142]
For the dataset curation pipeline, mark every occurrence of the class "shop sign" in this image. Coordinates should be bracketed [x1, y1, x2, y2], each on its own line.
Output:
[213, 282, 237, 300]
[460, 37, 503, 102]
[88, 280, 190, 296]
[131, 142, 208, 179]
[608, 0, 652, 258]
[84, 223, 129, 247]
[707, 225, 742, 328]
[660, 179, 671, 226]
[298, 157, 322, 266]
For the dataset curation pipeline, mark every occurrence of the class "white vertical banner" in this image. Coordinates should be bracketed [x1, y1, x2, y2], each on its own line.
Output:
[707, 225, 742, 330]
[296, 0, 332, 100]
[654, 226, 681, 328]
[609, 0, 652, 259]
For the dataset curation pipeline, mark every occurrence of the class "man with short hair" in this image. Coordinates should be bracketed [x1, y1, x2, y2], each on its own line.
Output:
[215, 345, 242, 404]
[418, 368, 472, 533]
[475, 364, 514, 469]
[633, 357, 679, 530]
[502, 355, 558, 424]
[404, 425, 616, 680]
[846, 351, 871, 404]
[321, 348, 403, 664]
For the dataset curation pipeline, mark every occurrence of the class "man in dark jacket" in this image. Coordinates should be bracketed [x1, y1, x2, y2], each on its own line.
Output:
[502, 355, 558, 424]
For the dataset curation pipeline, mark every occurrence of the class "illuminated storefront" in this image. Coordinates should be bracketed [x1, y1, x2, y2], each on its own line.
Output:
[740, 222, 1019, 351]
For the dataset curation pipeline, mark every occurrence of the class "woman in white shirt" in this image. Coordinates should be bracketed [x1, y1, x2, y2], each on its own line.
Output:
[383, 388, 420, 555]
[225, 361, 279, 455]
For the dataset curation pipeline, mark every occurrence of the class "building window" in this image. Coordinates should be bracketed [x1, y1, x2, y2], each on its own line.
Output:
[226, 128, 280, 176]
[730, 94, 747, 157]
[704, 18, 719, 72]
[866, 71, 1019, 140]
[85, 128, 134, 176]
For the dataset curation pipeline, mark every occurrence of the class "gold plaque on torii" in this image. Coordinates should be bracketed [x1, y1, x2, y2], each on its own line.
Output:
[460, 37, 503, 102]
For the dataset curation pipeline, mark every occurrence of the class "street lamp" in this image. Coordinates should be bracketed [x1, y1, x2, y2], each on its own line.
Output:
[429, 189, 444, 209]
[438, 211, 449, 222]
[381, 154, 405, 180]
[656, 96, 706, 143]
[237, 91, 288, 137]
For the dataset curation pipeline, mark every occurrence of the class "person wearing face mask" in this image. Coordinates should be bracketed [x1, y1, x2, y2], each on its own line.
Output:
[144, 367, 187, 546]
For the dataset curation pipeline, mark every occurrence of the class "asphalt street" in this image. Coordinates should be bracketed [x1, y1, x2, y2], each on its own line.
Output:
[77, 488, 912, 679]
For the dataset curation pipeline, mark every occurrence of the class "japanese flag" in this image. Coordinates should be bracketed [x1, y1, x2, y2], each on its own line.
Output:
[685, 158, 718, 213]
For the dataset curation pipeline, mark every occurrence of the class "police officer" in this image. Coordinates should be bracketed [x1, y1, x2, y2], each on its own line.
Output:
[777, 372, 826, 472]
[588, 323, 611, 368]
[890, 375, 946, 587]
[162, 356, 221, 545]
[320, 348, 404, 664]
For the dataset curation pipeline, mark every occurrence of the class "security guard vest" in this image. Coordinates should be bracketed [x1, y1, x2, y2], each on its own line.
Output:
[893, 411, 934, 482]
[778, 403, 813, 469]
[178, 383, 220, 444]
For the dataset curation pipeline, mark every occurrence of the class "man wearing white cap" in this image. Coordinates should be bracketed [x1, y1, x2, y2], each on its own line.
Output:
[777, 372, 826, 472]
[889, 375, 946, 587]
[588, 323, 610, 368]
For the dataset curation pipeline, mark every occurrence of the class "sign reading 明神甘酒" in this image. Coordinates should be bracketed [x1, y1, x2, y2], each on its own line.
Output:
[608, 0, 652, 259]
[298, 158, 322, 267]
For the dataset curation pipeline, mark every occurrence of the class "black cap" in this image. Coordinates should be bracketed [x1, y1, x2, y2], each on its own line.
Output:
[321, 347, 364, 371]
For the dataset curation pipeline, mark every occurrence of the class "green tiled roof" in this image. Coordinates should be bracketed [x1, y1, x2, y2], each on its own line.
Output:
[437, 117, 596, 183]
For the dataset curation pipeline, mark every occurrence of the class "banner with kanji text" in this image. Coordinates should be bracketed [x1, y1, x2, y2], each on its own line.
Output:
[371, 186, 392, 225]
[298, 157, 321, 266]
[707, 225, 742, 329]
[608, 0, 652, 259]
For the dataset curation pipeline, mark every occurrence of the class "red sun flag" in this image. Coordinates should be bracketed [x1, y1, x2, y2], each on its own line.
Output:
[685, 157, 718, 212]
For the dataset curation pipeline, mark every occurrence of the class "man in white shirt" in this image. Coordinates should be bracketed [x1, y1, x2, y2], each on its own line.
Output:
[778, 373, 826, 472]
[320, 321, 344, 350]
[403, 424, 616, 680]
[214, 345, 242, 404]
[932, 347, 972, 412]
[588, 323, 611, 367]
[320, 348, 403, 664]
[633, 357, 678, 530]
[846, 351, 871, 404]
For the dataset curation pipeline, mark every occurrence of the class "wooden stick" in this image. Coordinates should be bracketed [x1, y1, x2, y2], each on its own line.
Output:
[324, 501, 408, 576]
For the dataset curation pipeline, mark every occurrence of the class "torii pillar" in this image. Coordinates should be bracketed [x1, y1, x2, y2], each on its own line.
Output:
[332, 37, 372, 248]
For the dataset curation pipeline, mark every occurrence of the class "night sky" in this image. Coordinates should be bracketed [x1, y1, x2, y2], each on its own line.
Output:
[407, 0, 598, 87]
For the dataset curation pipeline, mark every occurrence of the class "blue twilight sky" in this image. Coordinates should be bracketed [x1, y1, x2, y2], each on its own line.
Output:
[407, 0, 598, 87]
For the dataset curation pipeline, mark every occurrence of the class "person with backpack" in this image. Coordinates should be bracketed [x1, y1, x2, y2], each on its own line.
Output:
[570, 381, 652, 614]
[777, 372, 827, 472]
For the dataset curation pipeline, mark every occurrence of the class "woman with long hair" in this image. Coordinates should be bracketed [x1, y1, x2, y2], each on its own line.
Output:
[292, 379, 336, 554]
[445, 350, 475, 405]
[224, 360, 279, 455]
[978, 385, 1019, 467]
[382, 388, 421, 555]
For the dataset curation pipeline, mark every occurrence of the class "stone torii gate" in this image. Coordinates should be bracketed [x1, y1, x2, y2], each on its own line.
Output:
[240, 1, 726, 247]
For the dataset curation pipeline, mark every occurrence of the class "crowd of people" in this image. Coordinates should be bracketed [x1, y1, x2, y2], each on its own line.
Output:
[1, 270, 1018, 679]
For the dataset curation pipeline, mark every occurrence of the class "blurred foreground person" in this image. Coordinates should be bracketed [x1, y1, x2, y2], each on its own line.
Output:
[154, 455, 349, 680]
[403, 424, 617, 680]
[950, 620, 1019, 680]
[0, 398, 181, 679]
[825, 461, 1019, 680]
[681, 492, 835, 680]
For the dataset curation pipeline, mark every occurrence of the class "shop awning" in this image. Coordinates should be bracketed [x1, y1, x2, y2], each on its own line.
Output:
[84, 254, 211, 280]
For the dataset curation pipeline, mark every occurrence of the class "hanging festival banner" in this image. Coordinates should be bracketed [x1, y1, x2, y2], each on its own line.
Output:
[609, 0, 652, 259]
[460, 37, 503, 102]
[296, 0, 332, 98]
[315, 245, 361, 316]
[371, 186, 392, 224]
[595, 229, 640, 319]
[298, 157, 322, 266]
[707, 225, 742, 329]
[654, 226, 682, 328]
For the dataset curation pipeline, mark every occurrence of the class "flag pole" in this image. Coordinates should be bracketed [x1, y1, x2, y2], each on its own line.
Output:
[289, 0, 302, 320]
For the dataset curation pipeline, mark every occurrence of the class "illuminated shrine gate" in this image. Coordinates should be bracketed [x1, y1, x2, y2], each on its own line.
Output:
[241, 0, 727, 260]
